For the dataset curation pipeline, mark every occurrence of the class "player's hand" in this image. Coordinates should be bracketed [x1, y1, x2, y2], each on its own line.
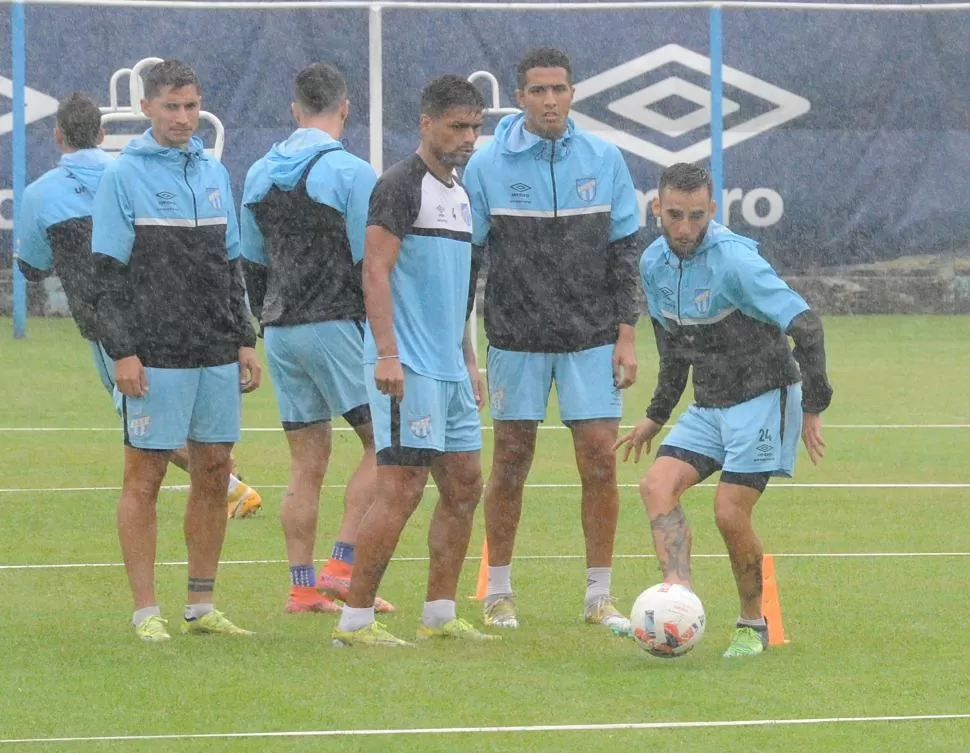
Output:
[612, 335, 638, 389]
[613, 417, 663, 463]
[802, 412, 826, 465]
[239, 347, 261, 393]
[466, 360, 484, 410]
[375, 357, 405, 399]
[115, 355, 148, 397]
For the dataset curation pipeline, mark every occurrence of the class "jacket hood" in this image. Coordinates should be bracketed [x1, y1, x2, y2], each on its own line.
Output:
[492, 112, 575, 160]
[59, 148, 113, 193]
[121, 129, 206, 160]
[264, 128, 344, 190]
[664, 221, 757, 264]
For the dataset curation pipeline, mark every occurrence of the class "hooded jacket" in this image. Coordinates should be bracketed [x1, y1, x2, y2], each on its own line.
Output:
[462, 112, 641, 353]
[16, 148, 114, 341]
[240, 128, 376, 326]
[91, 129, 255, 368]
[640, 222, 833, 423]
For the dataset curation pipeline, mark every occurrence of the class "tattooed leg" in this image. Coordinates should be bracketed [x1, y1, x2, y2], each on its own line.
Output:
[714, 481, 765, 619]
[639, 456, 702, 588]
[650, 505, 693, 586]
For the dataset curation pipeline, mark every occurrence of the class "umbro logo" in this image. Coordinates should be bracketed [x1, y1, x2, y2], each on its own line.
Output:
[659, 286, 674, 299]
[569, 44, 810, 167]
[510, 182, 531, 192]
[756, 443, 773, 454]
[156, 191, 176, 201]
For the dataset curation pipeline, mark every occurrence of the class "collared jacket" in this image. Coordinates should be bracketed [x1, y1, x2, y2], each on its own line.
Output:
[463, 113, 641, 353]
[91, 130, 255, 368]
[640, 222, 833, 423]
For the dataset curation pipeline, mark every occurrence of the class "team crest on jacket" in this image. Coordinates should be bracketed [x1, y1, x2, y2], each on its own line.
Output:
[206, 188, 222, 209]
[694, 289, 711, 315]
[576, 177, 596, 202]
[409, 416, 432, 439]
[460, 202, 472, 227]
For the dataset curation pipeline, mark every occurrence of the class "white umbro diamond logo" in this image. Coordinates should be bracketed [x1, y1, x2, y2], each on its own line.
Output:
[570, 44, 811, 167]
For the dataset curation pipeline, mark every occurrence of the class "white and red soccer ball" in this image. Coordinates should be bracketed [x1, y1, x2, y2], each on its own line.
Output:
[630, 583, 706, 658]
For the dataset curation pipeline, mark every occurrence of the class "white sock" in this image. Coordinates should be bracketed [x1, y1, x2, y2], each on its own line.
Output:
[227, 474, 241, 494]
[132, 605, 161, 626]
[738, 616, 767, 629]
[338, 605, 375, 632]
[487, 564, 512, 598]
[184, 603, 214, 621]
[585, 567, 612, 603]
[422, 599, 457, 629]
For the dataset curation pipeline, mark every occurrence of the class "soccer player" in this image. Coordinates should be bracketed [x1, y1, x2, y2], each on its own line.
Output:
[16, 92, 262, 521]
[91, 60, 261, 642]
[615, 162, 833, 657]
[462, 47, 641, 632]
[240, 62, 394, 615]
[332, 75, 496, 647]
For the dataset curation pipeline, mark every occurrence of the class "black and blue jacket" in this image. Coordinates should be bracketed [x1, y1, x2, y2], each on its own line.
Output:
[240, 128, 376, 327]
[91, 130, 256, 368]
[16, 148, 113, 341]
[463, 113, 641, 353]
[640, 222, 833, 423]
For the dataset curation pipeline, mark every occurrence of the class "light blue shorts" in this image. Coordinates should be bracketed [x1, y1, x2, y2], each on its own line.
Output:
[366, 364, 481, 463]
[661, 384, 804, 476]
[264, 321, 369, 428]
[486, 344, 622, 423]
[120, 363, 242, 451]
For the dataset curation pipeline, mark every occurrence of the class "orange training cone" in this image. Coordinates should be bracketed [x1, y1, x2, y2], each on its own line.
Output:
[761, 553, 788, 645]
[471, 538, 489, 601]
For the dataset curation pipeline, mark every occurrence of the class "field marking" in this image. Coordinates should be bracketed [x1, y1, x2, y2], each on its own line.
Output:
[2, 481, 970, 494]
[2, 423, 970, 433]
[2, 713, 970, 745]
[3, 551, 970, 571]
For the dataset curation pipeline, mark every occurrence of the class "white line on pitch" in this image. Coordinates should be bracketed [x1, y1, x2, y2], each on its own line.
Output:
[2, 713, 969, 745]
[1, 423, 969, 432]
[3, 551, 970, 571]
[2, 481, 969, 494]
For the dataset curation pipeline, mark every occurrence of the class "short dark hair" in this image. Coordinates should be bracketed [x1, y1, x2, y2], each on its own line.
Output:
[56, 92, 101, 150]
[143, 59, 200, 100]
[293, 63, 348, 115]
[659, 163, 713, 197]
[516, 47, 572, 90]
[420, 75, 485, 118]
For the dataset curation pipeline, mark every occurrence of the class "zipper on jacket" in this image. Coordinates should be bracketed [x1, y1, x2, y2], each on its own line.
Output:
[676, 258, 684, 324]
[549, 139, 558, 218]
[183, 154, 199, 226]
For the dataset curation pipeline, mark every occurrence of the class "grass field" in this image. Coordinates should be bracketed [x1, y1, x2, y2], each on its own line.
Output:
[2, 315, 969, 752]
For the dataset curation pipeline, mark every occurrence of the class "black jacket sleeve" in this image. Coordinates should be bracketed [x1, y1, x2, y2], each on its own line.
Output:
[92, 253, 136, 360]
[645, 318, 691, 425]
[786, 309, 833, 413]
[242, 258, 267, 322]
[467, 243, 484, 322]
[17, 258, 51, 283]
[230, 258, 258, 349]
[608, 231, 642, 328]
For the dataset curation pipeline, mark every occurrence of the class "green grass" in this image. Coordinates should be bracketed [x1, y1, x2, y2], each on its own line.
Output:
[1, 315, 969, 752]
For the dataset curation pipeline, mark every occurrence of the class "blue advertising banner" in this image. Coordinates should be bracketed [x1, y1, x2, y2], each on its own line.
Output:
[2, 4, 969, 271]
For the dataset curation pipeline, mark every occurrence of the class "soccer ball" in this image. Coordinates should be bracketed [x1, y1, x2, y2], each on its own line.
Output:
[630, 583, 706, 658]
